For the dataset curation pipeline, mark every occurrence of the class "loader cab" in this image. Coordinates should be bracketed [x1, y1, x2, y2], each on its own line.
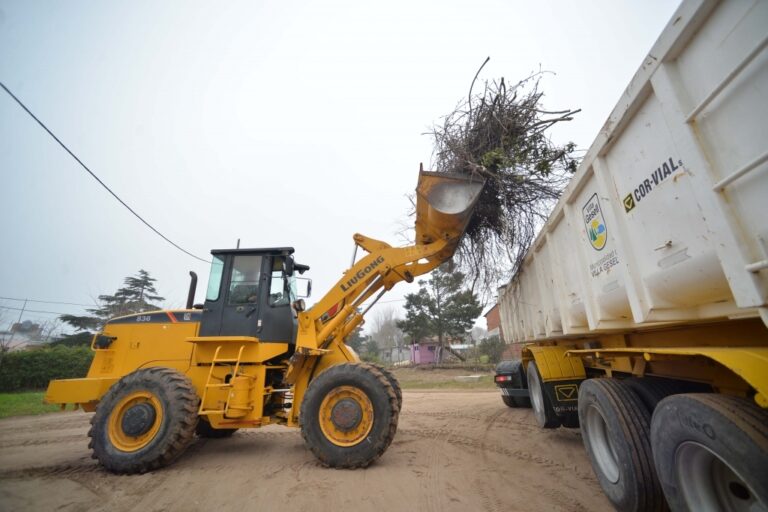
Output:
[198, 247, 308, 343]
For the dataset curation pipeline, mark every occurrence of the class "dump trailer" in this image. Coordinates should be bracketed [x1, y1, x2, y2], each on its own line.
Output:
[45, 170, 484, 473]
[496, 0, 768, 510]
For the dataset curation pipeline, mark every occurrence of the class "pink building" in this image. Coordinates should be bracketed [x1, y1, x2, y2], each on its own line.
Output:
[410, 342, 439, 364]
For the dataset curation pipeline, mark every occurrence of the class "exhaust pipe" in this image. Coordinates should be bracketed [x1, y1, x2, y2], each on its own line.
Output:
[186, 271, 198, 309]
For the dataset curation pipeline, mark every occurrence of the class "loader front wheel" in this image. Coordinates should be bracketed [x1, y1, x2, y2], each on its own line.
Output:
[88, 367, 199, 474]
[301, 363, 398, 468]
[367, 363, 402, 411]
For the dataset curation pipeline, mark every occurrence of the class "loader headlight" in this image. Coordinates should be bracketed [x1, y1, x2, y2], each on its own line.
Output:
[292, 299, 306, 312]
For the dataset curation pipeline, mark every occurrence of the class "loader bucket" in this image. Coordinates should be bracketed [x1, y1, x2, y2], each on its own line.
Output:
[414, 170, 485, 257]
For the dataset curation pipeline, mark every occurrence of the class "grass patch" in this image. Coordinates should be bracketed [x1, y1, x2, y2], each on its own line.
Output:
[0, 391, 60, 419]
[397, 375, 496, 390]
[390, 367, 497, 390]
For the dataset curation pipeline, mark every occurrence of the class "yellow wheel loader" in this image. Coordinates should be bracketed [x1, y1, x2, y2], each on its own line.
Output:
[45, 170, 484, 473]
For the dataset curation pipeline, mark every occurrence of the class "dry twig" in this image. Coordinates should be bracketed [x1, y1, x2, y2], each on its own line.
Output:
[429, 67, 581, 298]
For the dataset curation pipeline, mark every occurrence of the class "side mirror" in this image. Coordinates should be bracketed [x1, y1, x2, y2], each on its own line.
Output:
[296, 277, 312, 298]
[284, 258, 295, 276]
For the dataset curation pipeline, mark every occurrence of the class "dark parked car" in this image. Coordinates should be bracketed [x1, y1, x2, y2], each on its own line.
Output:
[494, 360, 531, 408]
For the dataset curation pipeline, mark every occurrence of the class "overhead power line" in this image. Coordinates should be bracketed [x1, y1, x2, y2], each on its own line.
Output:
[0, 304, 71, 316]
[0, 296, 94, 307]
[0, 81, 210, 264]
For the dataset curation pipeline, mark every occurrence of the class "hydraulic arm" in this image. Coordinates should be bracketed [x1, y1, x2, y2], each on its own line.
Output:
[284, 171, 484, 422]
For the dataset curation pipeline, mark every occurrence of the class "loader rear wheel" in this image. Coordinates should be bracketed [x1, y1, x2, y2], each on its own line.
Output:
[651, 394, 768, 512]
[578, 378, 666, 512]
[527, 361, 561, 428]
[88, 367, 199, 474]
[195, 417, 238, 438]
[300, 363, 398, 468]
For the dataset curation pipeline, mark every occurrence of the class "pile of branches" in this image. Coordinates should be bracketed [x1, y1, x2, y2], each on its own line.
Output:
[430, 62, 581, 296]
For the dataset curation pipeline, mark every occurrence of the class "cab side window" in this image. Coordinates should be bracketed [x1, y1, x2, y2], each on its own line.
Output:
[205, 255, 225, 301]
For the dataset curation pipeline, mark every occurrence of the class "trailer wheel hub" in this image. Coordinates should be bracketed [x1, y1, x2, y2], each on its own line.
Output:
[121, 403, 157, 437]
[331, 398, 362, 431]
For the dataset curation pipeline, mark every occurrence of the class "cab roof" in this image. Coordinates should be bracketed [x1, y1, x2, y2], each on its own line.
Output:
[210, 247, 294, 256]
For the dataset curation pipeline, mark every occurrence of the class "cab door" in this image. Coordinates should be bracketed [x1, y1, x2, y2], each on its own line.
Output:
[199, 253, 266, 337]
[219, 254, 265, 337]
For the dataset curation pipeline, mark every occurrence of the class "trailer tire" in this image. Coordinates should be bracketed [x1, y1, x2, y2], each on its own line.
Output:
[301, 363, 398, 468]
[651, 394, 768, 512]
[527, 361, 560, 428]
[578, 378, 666, 511]
[195, 417, 238, 438]
[624, 377, 684, 415]
[88, 367, 199, 474]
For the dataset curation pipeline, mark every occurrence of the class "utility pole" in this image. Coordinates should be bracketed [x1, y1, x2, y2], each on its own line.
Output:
[1, 299, 26, 364]
[5, 298, 27, 346]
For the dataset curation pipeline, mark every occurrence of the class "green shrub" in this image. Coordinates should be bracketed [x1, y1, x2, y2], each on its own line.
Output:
[478, 335, 505, 364]
[0, 346, 94, 392]
[49, 331, 93, 347]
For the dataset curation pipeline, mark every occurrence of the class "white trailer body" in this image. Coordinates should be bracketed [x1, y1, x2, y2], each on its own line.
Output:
[499, 0, 768, 341]
[492, 2, 768, 510]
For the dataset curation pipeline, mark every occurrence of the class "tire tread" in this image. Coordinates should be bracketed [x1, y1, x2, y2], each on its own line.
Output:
[300, 363, 398, 469]
[581, 379, 667, 511]
[87, 367, 199, 474]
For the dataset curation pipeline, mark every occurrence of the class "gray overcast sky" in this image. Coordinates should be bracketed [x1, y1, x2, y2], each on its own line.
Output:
[0, 0, 680, 332]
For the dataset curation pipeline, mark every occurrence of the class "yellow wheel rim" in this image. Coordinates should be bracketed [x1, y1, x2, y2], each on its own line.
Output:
[318, 385, 374, 447]
[108, 391, 164, 452]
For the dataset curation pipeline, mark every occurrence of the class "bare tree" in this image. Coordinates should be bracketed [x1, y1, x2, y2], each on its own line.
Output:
[0, 310, 22, 367]
[39, 318, 64, 343]
[369, 307, 406, 360]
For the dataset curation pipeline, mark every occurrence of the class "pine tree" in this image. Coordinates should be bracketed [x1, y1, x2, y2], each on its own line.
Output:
[60, 270, 164, 333]
[397, 264, 483, 362]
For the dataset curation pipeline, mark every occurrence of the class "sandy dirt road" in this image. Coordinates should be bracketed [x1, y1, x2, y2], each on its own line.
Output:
[0, 390, 611, 512]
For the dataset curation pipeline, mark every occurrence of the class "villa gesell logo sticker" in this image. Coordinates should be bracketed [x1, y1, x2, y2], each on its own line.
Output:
[583, 193, 607, 251]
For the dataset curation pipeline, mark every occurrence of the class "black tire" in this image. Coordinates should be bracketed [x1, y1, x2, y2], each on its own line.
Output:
[195, 417, 238, 438]
[578, 378, 666, 512]
[88, 367, 199, 474]
[527, 361, 561, 428]
[366, 363, 402, 411]
[300, 363, 398, 468]
[651, 394, 768, 512]
[624, 377, 683, 415]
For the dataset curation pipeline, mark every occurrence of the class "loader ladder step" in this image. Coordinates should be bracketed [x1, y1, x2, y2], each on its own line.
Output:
[198, 345, 253, 416]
